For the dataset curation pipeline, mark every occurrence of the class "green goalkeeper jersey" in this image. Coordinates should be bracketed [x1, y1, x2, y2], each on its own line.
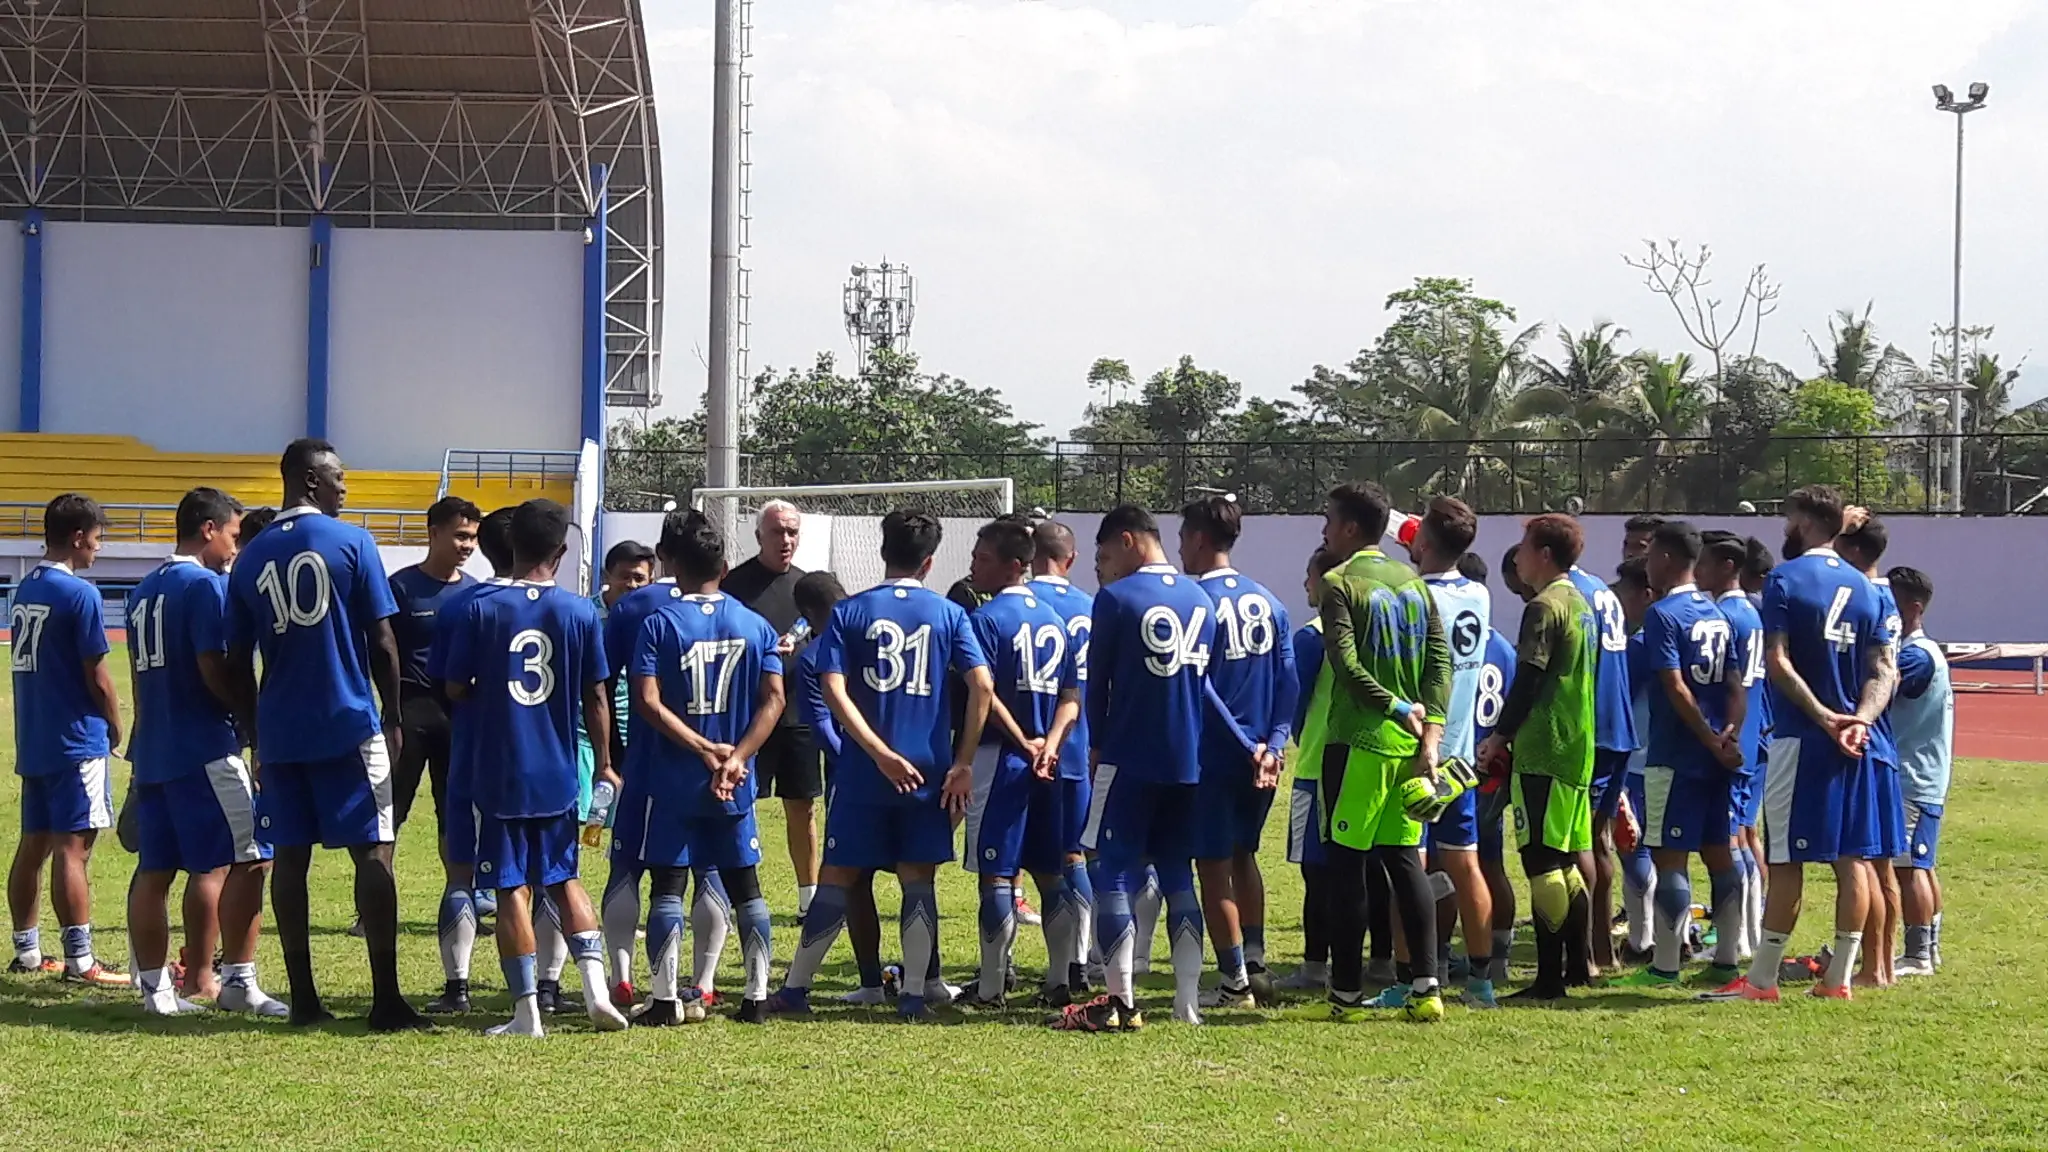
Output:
[1319, 547, 1451, 758]
[1511, 575, 1597, 787]
[1288, 617, 1333, 782]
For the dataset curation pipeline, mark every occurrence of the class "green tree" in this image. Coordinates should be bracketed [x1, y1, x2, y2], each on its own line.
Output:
[1807, 304, 1917, 419]
[1579, 351, 1712, 510]
[1755, 378, 1892, 504]
[1539, 321, 1634, 404]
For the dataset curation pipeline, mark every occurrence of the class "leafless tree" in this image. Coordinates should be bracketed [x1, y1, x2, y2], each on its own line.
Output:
[1623, 240, 1781, 397]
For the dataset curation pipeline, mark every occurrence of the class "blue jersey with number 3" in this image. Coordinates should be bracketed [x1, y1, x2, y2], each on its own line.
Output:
[1760, 548, 1891, 747]
[1643, 587, 1736, 779]
[1027, 576, 1093, 782]
[442, 582, 607, 820]
[632, 593, 782, 815]
[817, 580, 988, 805]
[1568, 566, 1638, 753]
[1087, 564, 1218, 786]
[227, 508, 398, 765]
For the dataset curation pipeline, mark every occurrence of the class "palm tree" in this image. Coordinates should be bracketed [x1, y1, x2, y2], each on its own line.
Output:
[1539, 321, 1634, 403]
[1578, 351, 1712, 509]
[1808, 304, 1917, 412]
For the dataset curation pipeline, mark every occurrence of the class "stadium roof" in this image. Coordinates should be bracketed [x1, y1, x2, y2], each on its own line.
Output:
[0, 0, 663, 405]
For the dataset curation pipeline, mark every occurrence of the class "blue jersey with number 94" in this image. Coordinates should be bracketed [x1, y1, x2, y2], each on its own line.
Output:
[632, 593, 782, 815]
[1087, 563, 1219, 786]
[817, 580, 988, 806]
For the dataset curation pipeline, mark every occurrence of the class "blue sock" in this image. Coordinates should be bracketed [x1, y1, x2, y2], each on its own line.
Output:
[437, 887, 472, 935]
[1218, 942, 1247, 986]
[647, 891, 687, 999]
[736, 896, 772, 1000]
[978, 881, 1015, 998]
[473, 888, 498, 918]
[1652, 866, 1692, 975]
[1163, 884, 1205, 1000]
[785, 884, 847, 991]
[501, 952, 538, 1000]
[1096, 884, 1135, 998]
[1622, 843, 1655, 895]
[1243, 924, 1266, 968]
[59, 924, 92, 964]
[568, 929, 603, 962]
[1708, 866, 1742, 966]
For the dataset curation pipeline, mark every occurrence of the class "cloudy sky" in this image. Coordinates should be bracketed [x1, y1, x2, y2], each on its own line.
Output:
[639, 0, 2047, 434]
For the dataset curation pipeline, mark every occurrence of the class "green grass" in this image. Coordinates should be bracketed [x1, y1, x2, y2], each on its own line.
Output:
[2, 646, 2045, 1149]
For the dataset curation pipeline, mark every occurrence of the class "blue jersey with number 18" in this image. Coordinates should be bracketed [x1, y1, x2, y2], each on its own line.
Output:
[1760, 547, 1891, 746]
[1026, 576, 1092, 782]
[1088, 563, 1217, 786]
[227, 508, 398, 765]
[817, 580, 989, 806]
[1196, 569, 1296, 765]
[1568, 566, 1639, 754]
[632, 593, 783, 815]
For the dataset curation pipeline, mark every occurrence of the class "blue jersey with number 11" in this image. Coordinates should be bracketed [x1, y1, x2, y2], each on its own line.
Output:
[1761, 548, 1891, 747]
[633, 593, 782, 815]
[817, 580, 988, 806]
[1088, 564, 1217, 786]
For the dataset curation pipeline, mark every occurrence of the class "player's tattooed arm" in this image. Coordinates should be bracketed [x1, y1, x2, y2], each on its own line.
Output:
[1763, 632, 1853, 741]
[1853, 638, 1900, 728]
[822, 671, 922, 792]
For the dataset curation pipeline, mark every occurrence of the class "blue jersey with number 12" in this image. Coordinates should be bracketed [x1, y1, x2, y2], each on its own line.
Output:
[1088, 564, 1218, 786]
[971, 586, 1076, 751]
[632, 593, 783, 815]
[1568, 566, 1639, 753]
[817, 580, 988, 806]
[1760, 548, 1891, 747]
[1027, 576, 1093, 782]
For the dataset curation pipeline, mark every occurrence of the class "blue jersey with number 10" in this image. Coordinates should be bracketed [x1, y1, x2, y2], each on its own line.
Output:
[1088, 564, 1218, 786]
[1027, 576, 1092, 782]
[1760, 548, 1891, 746]
[632, 593, 783, 815]
[227, 508, 398, 765]
[443, 582, 607, 820]
[817, 580, 989, 806]
[1568, 566, 1638, 754]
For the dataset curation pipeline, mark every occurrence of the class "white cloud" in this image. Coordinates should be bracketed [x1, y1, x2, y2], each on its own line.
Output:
[644, 0, 2048, 432]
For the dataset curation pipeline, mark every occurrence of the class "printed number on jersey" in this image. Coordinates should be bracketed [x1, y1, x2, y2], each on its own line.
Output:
[1475, 663, 1505, 730]
[9, 603, 49, 672]
[509, 629, 556, 705]
[1065, 615, 1090, 684]
[864, 620, 934, 696]
[131, 595, 168, 671]
[1688, 618, 1731, 686]
[1593, 588, 1628, 653]
[255, 553, 332, 634]
[1214, 593, 1275, 660]
[1011, 622, 1066, 695]
[678, 638, 748, 715]
[1822, 587, 1856, 652]
[1141, 605, 1211, 677]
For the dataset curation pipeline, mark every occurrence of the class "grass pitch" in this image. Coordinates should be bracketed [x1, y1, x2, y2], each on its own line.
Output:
[0, 646, 2043, 1149]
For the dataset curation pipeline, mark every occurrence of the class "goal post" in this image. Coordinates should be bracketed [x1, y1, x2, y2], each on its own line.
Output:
[691, 477, 1015, 593]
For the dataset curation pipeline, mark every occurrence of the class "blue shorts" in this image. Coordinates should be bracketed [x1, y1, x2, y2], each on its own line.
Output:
[1079, 761, 1195, 875]
[1286, 777, 1326, 866]
[1895, 800, 1943, 869]
[1642, 765, 1733, 852]
[1866, 761, 1907, 862]
[1592, 749, 1631, 819]
[477, 812, 580, 890]
[1763, 736, 1881, 865]
[639, 798, 762, 872]
[1191, 760, 1276, 861]
[964, 746, 1065, 878]
[443, 770, 481, 866]
[1424, 787, 1480, 852]
[1730, 769, 1763, 829]
[18, 760, 114, 834]
[1057, 774, 1090, 856]
[823, 798, 955, 870]
[257, 737, 396, 849]
[136, 758, 270, 874]
[608, 775, 658, 874]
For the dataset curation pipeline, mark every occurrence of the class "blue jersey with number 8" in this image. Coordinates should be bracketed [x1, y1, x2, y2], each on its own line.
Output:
[1760, 548, 1891, 747]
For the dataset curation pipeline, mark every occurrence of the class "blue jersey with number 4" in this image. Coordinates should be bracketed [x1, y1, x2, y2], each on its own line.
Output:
[817, 580, 988, 805]
[1643, 586, 1736, 779]
[227, 508, 397, 765]
[1027, 576, 1093, 782]
[127, 559, 239, 783]
[442, 582, 607, 820]
[1568, 566, 1638, 753]
[1196, 569, 1297, 766]
[1760, 548, 1891, 747]
[1088, 564, 1218, 786]
[12, 562, 111, 775]
[632, 593, 783, 816]
[972, 586, 1076, 751]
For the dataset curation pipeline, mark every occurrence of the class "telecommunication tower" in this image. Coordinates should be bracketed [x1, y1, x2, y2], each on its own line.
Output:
[843, 262, 916, 367]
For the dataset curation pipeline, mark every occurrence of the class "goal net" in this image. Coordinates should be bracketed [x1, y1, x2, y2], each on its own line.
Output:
[692, 478, 1015, 594]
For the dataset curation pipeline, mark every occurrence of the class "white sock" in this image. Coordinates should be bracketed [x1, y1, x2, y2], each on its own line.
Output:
[1132, 876, 1162, 968]
[1043, 889, 1076, 989]
[979, 886, 1016, 1001]
[440, 892, 476, 982]
[13, 927, 41, 968]
[1105, 915, 1136, 1003]
[1823, 931, 1862, 989]
[691, 880, 731, 995]
[535, 897, 569, 982]
[1748, 930, 1790, 990]
[796, 884, 818, 917]
[1624, 871, 1656, 953]
[506, 995, 544, 1035]
[1169, 910, 1203, 1011]
[602, 880, 640, 989]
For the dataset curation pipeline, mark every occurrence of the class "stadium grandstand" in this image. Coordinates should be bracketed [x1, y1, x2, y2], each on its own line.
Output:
[0, 0, 661, 589]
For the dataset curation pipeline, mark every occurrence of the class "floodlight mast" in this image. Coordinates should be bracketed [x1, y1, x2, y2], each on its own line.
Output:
[1933, 80, 1989, 513]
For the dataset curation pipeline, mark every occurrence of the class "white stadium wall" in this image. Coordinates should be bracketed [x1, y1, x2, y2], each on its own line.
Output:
[41, 221, 304, 452]
[0, 224, 20, 426]
[329, 228, 583, 472]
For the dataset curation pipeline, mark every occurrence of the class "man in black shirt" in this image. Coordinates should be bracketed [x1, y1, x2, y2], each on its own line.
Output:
[386, 497, 481, 836]
[722, 500, 823, 919]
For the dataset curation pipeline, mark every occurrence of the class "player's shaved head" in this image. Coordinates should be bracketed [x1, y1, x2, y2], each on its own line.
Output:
[478, 507, 518, 575]
[1033, 520, 1076, 563]
[1096, 504, 1159, 544]
[665, 510, 727, 584]
[281, 436, 346, 516]
[880, 509, 944, 573]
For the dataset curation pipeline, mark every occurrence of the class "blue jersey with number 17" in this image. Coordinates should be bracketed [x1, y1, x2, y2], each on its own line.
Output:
[442, 582, 607, 820]
[632, 593, 783, 815]
[1088, 564, 1217, 786]
[817, 580, 989, 806]
[1027, 576, 1092, 782]
[972, 586, 1076, 749]
[1760, 547, 1891, 746]
[1568, 566, 1639, 753]
[227, 508, 398, 765]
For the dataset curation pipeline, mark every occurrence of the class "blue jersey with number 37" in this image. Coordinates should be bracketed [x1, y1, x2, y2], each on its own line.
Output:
[1088, 564, 1218, 786]
[1761, 548, 1891, 747]
[632, 593, 782, 815]
[227, 508, 397, 765]
[1643, 587, 1735, 779]
[817, 580, 988, 806]
[1568, 566, 1638, 753]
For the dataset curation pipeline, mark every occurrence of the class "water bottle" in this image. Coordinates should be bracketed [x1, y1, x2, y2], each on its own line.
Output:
[583, 780, 616, 848]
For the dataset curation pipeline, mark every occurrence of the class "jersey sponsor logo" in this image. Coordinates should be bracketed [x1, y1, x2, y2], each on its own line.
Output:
[1450, 609, 1484, 660]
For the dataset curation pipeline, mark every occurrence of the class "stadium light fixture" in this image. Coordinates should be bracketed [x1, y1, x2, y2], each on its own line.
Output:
[1933, 80, 1990, 513]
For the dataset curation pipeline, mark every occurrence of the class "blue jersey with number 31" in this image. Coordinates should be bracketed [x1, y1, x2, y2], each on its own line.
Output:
[817, 580, 988, 806]
[632, 593, 782, 815]
[1760, 548, 1891, 747]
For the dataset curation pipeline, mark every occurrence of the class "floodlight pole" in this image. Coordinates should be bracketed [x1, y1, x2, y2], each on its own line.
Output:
[1935, 84, 1987, 514]
[708, 0, 744, 492]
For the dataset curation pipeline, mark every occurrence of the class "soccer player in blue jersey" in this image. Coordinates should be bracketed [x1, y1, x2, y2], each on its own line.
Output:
[1276, 548, 1343, 994]
[1568, 538, 1638, 977]
[387, 497, 480, 836]
[1885, 566, 1949, 977]
[8, 495, 126, 986]
[1699, 532, 1769, 962]
[957, 518, 1081, 1008]
[1611, 558, 1657, 964]
[419, 507, 515, 1015]
[1613, 522, 1746, 988]
[225, 439, 424, 1030]
[1053, 505, 1231, 1031]
[1460, 551, 1521, 985]
[1026, 520, 1102, 997]
[1836, 513, 1905, 987]
[1178, 496, 1293, 1010]
[127, 488, 288, 1017]
[773, 510, 995, 1021]
[441, 500, 626, 1036]
[1704, 485, 1896, 1003]
[629, 511, 786, 1026]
